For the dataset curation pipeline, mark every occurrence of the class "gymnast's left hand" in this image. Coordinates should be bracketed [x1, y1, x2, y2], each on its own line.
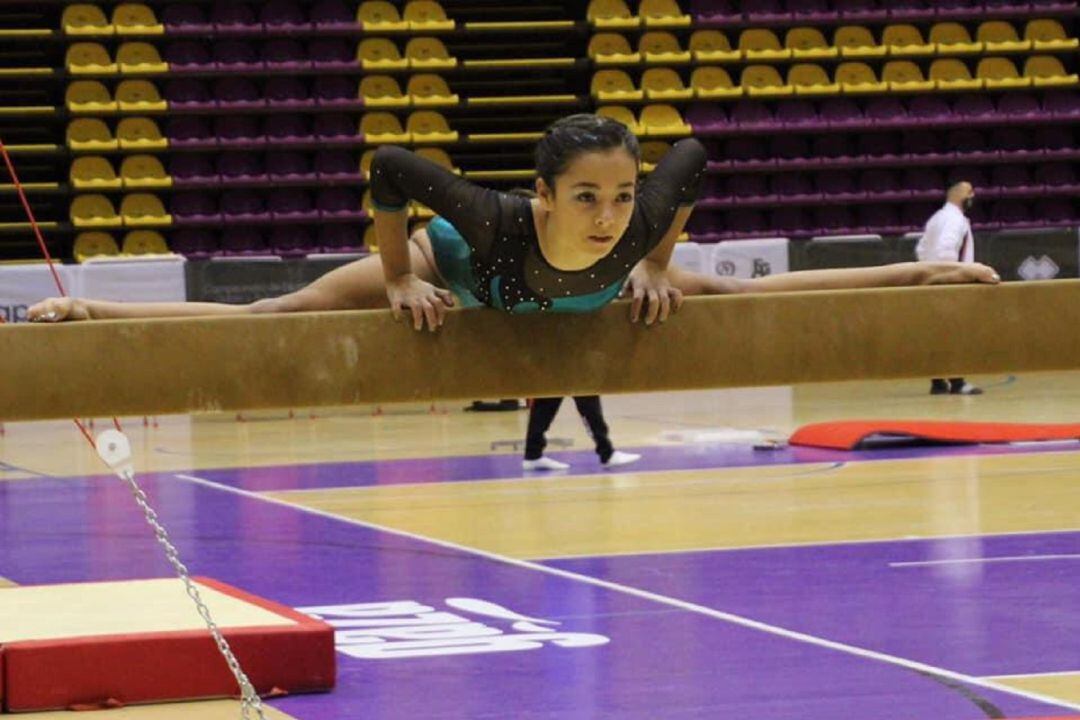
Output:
[625, 261, 683, 326]
[385, 273, 455, 332]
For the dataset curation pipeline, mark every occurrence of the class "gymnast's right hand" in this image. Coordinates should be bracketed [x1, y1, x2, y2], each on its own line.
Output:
[27, 297, 89, 322]
[385, 274, 454, 332]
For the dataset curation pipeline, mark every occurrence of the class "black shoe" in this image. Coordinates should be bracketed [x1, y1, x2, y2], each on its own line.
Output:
[950, 382, 984, 395]
[930, 379, 950, 395]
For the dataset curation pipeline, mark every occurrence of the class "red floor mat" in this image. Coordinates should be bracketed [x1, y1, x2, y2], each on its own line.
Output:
[789, 420, 1080, 450]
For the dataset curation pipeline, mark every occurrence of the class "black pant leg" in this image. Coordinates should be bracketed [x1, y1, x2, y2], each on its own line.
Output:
[573, 395, 614, 462]
[524, 397, 564, 460]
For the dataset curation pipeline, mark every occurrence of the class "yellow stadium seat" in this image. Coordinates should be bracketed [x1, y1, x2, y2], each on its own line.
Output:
[640, 0, 691, 28]
[834, 26, 886, 58]
[405, 37, 457, 69]
[117, 43, 168, 74]
[738, 29, 790, 61]
[62, 4, 113, 35]
[588, 33, 640, 64]
[882, 60, 934, 92]
[357, 38, 407, 69]
[74, 232, 121, 262]
[360, 75, 409, 107]
[120, 194, 171, 227]
[976, 57, 1031, 89]
[1024, 55, 1079, 87]
[70, 157, 121, 190]
[740, 65, 792, 96]
[640, 104, 691, 137]
[1025, 20, 1079, 51]
[360, 112, 409, 143]
[929, 59, 983, 90]
[359, 149, 377, 178]
[929, 22, 982, 55]
[65, 81, 117, 113]
[71, 194, 121, 228]
[882, 25, 934, 56]
[404, 1, 454, 31]
[407, 111, 458, 143]
[639, 32, 690, 64]
[586, 0, 639, 29]
[363, 225, 378, 249]
[112, 4, 163, 35]
[639, 140, 670, 172]
[66, 42, 118, 74]
[67, 119, 117, 151]
[835, 62, 885, 94]
[407, 74, 459, 107]
[116, 80, 166, 112]
[641, 68, 693, 100]
[122, 230, 170, 255]
[596, 105, 643, 134]
[116, 117, 167, 149]
[591, 70, 643, 101]
[416, 147, 459, 174]
[688, 30, 740, 62]
[120, 155, 171, 188]
[785, 27, 837, 59]
[788, 63, 839, 95]
[976, 21, 1029, 53]
[358, 1, 408, 31]
[691, 66, 741, 99]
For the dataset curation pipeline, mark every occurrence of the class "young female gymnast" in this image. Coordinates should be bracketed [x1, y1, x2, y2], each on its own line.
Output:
[29, 113, 998, 327]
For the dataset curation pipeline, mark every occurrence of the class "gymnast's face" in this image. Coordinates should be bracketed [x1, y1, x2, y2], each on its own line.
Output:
[536, 147, 638, 258]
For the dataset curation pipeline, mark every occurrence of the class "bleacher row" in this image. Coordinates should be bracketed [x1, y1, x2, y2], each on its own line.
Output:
[0, 0, 1076, 262]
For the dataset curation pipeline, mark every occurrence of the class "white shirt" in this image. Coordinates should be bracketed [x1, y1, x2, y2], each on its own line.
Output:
[916, 202, 974, 263]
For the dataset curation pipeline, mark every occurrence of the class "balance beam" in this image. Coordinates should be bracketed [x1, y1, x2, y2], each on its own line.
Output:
[3, 280, 1079, 421]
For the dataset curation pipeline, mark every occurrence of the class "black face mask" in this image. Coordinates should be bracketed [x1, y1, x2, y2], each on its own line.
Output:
[962, 197, 975, 211]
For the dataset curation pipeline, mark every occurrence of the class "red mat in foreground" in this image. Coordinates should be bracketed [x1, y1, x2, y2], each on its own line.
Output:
[0, 577, 334, 712]
[789, 420, 1080, 451]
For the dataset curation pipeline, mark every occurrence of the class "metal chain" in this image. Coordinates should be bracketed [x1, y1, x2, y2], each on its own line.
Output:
[97, 431, 266, 720]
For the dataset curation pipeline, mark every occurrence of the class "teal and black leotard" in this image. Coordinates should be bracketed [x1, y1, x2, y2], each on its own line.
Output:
[369, 138, 707, 314]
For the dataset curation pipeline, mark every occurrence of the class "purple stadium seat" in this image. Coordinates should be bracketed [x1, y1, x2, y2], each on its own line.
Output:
[264, 114, 312, 143]
[166, 116, 215, 147]
[315, 114, 358, 141]
[221, 190, 267, 222]
[210, 2, 260, 32]
[171, 192, 220, 223]
[861, 169, 907, 200]
[261, 0, 309, 31]
[309, 39, 356, 71]
[770, 135, 811, 160]
[314, 150, 361, 180]
[865, 97, 908, 127]
[311, 0, 355, 30]
[164, 78, 213, 109]
[312, 76, 357, 108]
[727, 174, 771, 199]
[776, 100, 819, 129]
[266, 77, 313, 108]
[1035, 198, 1077, 223]
[834, 0, 879, 20]
[686, 210, 720, 238]
[901, 130, 943, 157]
[908, 96, 952, 122]
[169, 154, 217, 183]
[269, 189, 317, 221]
[723, 137, 769, 161]
[946, 129, 987, 154]
[1043, 91, 1080, 118]
[887, 0, 929, 20]
[1038, 126, 1074, 151]
[771, 173, 817, 200]
[688, 0, 739, 23]
[217, 153, 264, 183]
[727, 208, 769, 236]
[991, 165, 1034, 193]
[319, 225, 364, 254]
[685, 104, 729, 132]
[785, 0, 832, 21]
[214, 115, 265, 147]
[816, 170, 862, 201]
[213, 77, 264, 109]
[936, 0, 979, 19]
[857, 133, 900, 159]
[170, 229, 219, 259]
[813, 135, 855, 160]
[947, 167, 989, 190]
[770, 206, 811, 236]
[730, 101, 775, 129]
[818, 98, 863, 128]
[991, 200, 1032, 228]
[1035, 163, 1078, 188]
[262, 39, 309, 71]
[814, 206, 857, 233]
[997, 93, 1041, 119]
[901, 202, 938, 229]
[221, 228, 268, 256]
[988, 127, 1032, 153]
[213, 40, 262, 71]
[269, 226, 312, 258]
[161, 4, 210, 35]
[858, 204, 903, 235]
[903, 168, 945, 194]
[742, 0, 789, 22]
[953, 95, 996, 121]
[164, 40, 212, 70]
[266, 151, 312, 180]
[317, 188, 363, 219]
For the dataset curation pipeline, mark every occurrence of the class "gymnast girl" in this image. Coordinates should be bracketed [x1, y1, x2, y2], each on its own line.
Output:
[29, 113, 999, 327]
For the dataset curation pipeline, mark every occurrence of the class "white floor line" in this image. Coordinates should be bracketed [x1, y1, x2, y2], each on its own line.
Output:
[174, 472, 1080, 713]
[891, 554, 1080, 568]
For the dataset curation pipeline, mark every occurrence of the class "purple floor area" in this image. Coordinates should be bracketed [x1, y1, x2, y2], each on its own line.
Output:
[0, 471, 1076, 719]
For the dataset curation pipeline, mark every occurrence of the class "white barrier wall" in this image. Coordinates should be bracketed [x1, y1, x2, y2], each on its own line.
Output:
[708, 238, 790, 279]
[0, 264, 79, 323]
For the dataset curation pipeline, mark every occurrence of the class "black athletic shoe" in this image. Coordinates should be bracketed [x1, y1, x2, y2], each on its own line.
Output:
[950, 382, 984, 395]
[930, 379, 950, 395]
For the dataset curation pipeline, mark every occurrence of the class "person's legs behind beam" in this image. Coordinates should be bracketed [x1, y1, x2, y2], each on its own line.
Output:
[523, 397, 570, 471]
[572, 395, 640, 467]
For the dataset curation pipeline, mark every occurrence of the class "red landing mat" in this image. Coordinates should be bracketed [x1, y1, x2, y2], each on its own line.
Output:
[0, 577, 334, 713]
[789, 420, 1080, 451]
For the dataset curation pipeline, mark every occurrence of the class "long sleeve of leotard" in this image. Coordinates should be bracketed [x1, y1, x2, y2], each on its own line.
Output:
[634, 137, 708, 251]
[369, 145, 508, 260]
